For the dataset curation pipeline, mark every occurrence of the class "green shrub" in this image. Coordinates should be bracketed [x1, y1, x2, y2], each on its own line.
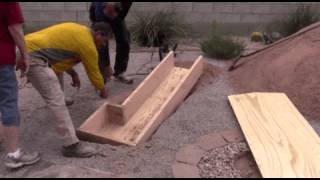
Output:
[200, 23, 244, 60]
[268, 4, 319, 37]
[129, 10, 188, 47]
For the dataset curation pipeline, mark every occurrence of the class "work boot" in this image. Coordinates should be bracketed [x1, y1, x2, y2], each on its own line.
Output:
[114, 73, 133, 84]
[5, 151, 40, 169]
[61, 142, 96, 158]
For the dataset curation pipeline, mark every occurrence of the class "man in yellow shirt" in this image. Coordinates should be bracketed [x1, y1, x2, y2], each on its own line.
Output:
[21, 22, 111, 158]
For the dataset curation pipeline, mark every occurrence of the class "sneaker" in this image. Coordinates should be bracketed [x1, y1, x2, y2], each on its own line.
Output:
[61, 142, 96, 158]
[5, 151, 40, 169]
[114, 73, 134, 84]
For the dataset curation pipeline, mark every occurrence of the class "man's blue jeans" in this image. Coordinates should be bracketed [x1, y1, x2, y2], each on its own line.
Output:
[0, 65, 20, 127]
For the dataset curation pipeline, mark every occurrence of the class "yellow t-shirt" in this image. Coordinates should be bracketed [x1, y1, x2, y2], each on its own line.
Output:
[25, 22, 104, 90]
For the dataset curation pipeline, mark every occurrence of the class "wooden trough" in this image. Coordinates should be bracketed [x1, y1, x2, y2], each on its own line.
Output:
[77, 52, 204, 146]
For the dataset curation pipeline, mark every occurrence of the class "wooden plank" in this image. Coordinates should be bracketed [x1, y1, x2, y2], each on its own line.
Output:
[78, 67, 188, 145]
[77, 130, 125, 146]
[136, 56, 204, 144]
[78, 55, 204, 146]
[107, 104, 126, 125]
[228, 92, 320, 178]
[128, 67, 191, 144]
[122, 51, 175, 121]
[96, 67, 190, 145]
[78, 102, 108, 132]
[110, 52, 175, 125]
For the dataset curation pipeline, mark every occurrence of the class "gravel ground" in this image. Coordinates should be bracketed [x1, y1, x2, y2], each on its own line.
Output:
[1, 40, 318, 178]
[0, 47, 240, 177]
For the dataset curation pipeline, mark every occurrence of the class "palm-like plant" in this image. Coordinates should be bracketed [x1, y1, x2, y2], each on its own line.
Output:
[130, 10, 188, 47]
[281, 4, 319, 36]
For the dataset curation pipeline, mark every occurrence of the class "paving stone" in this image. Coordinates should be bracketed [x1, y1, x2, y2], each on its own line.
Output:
[195, 133, 228, 151]
[222, 129, 245, 143]
[175, 144, 205, 166]
[234, 152, 261, 178]
[172, 162, 200, 178]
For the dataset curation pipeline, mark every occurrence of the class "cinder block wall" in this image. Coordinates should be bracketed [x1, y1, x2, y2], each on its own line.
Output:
[20, 2, 320, 35]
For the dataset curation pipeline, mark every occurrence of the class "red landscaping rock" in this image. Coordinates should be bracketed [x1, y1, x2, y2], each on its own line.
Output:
[221, 129, 245, 143]
[172, 162, 200, 178]
[175, 144, 205, 166]
[234, 152, 262, 178]
[195, 133, 228, 151]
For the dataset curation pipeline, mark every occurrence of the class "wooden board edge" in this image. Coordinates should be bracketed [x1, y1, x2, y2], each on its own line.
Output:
[122, 51, 175, 105]
[269, 93, 320, 141]
[134, 56, 204, 145]
[227, 92, 320, 178]
[78, 102, 108, 131]
[121, 51, 175, 120]
[106, 103, 127, 125]
[76, 129, 136, 146]
[227, 93, 270, 178]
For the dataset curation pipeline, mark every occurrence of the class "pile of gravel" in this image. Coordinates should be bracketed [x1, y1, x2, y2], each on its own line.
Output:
[197, 142, 249, 178]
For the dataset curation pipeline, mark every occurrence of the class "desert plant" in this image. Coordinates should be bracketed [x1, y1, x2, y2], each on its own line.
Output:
[129, 10, 188, 47]
[251, 32, 264, 42]
[201, 22, 244, 60]
[268, 4, 319, 37]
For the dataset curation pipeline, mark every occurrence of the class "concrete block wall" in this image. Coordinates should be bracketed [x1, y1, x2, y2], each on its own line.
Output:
[20, 2, 320, 35]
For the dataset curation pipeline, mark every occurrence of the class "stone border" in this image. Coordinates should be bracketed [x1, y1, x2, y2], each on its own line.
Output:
[172, 129, 247, 178]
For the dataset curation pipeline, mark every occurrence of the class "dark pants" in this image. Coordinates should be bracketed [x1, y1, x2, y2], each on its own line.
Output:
[99, 21, 130, 80]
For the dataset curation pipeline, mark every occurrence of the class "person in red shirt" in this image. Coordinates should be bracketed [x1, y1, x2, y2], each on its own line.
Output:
[0, 2, 40, 169]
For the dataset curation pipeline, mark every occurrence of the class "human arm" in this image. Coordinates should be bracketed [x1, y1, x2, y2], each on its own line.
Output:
[8, 24, 29, 75]
[78, 44, 108, 98]
[66, 68, 81, 89]
[6, 3, 29, 76]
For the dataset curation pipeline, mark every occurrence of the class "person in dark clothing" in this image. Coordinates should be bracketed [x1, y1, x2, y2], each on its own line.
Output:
[90, 2, 133, 84]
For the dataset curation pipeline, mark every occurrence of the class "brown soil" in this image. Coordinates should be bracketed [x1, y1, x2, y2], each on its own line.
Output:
[175, 60, 222, 96]
[229, 22, 320, 121]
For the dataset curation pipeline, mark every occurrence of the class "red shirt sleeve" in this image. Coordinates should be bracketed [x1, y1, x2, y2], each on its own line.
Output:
[5, 2, 24, 26]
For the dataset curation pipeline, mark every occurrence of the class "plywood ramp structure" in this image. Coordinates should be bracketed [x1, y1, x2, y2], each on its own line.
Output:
[78, 52, 204, 146]
[228, 93, 320, 178]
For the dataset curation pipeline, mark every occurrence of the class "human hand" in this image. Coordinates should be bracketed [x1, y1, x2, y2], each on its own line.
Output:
[99, 87, 108, 98]
[71, 74, 81, 89]
[16, 54, 30, 78]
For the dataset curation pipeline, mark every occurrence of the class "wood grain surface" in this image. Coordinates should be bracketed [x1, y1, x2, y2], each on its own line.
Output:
[78, 53, 203, 146]
[228, 92, 320, 178]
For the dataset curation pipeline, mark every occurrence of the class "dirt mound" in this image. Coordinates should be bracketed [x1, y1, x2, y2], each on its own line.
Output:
[229, 22, 320, 121]
[175, 60, 222, 94]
